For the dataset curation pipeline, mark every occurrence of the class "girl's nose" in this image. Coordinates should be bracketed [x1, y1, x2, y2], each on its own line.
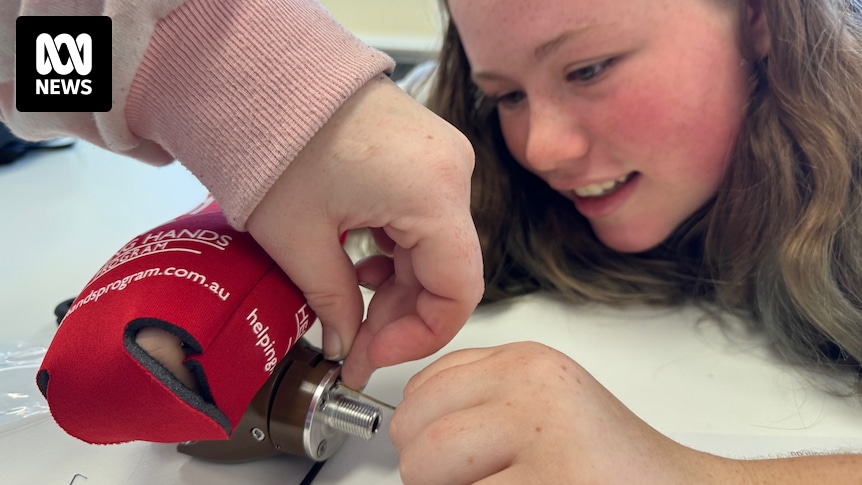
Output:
[523, 102, 590, 176]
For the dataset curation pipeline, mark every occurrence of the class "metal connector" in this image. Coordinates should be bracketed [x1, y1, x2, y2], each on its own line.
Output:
[177, 339, 387, 463]
[299, 365, 384, 460]
[320, 387, 380, 441]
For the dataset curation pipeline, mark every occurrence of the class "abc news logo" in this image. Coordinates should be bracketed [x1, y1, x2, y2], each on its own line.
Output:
[16, 16, 111, 112]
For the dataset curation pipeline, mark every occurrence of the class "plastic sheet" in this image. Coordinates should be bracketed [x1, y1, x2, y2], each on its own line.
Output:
[0, 340, 49, 428]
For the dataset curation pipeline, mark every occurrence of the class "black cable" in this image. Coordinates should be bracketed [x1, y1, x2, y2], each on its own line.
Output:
[299, 460, 327, 485]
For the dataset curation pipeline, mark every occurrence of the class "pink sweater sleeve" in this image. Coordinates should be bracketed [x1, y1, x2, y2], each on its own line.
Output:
[0, 0, 394, 229]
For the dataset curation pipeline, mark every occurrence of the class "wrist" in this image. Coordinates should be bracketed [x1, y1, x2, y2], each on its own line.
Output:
[671, 447, 748, 485]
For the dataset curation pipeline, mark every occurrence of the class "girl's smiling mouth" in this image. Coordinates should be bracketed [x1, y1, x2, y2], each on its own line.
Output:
[570, 172, 641, 220]
[572, 171, 638, 198]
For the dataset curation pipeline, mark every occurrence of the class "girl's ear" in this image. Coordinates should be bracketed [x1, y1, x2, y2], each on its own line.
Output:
[744, 0, 771, 59]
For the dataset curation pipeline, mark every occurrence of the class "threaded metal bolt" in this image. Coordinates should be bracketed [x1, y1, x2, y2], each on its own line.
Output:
[301, 369, 387, 460]
[320, 393, 381, 440]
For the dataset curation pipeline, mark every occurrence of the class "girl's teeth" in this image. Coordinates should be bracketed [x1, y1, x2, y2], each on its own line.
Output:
[573, 174, 631, 198]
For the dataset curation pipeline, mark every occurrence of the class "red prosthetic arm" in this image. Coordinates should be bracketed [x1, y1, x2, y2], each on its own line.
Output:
[37, 198, 316, 445]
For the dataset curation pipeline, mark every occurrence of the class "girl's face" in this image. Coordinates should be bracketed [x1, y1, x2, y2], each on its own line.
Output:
[449, 0, 751, 252]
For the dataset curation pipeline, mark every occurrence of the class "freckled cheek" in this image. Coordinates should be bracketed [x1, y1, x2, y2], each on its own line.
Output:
[603, 88, 682, 154]
[605, 86, 738, 186]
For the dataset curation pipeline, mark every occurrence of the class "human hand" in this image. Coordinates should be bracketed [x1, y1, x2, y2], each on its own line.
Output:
[390, 342, 732, 485]
[246, 74, 483, 389]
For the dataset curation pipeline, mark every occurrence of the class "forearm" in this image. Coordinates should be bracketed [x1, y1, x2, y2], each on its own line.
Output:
[126, 0, 394, 228]
[675, 441, 862, 484]
[729, 453, 862, 484]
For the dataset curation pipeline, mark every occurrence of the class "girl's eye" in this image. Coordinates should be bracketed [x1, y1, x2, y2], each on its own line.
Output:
[491, 90, 526, 108]
[567, 59, 613, 83]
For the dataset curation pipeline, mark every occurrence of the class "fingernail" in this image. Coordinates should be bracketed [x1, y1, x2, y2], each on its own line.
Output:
[323, 328, 344, 361]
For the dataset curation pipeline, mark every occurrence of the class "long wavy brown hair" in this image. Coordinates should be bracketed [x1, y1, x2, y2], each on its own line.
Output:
[428, 0, 862, 382]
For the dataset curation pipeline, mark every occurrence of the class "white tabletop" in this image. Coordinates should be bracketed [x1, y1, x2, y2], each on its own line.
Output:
[2, 142, 862, 484]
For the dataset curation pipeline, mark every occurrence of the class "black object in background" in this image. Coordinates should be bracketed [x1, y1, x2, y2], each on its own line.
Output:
[54, 297, 76, 325]
[0, 121, 75, 166]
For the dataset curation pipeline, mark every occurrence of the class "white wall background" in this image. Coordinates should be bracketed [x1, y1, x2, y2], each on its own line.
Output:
[319, 0, 444, 60]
